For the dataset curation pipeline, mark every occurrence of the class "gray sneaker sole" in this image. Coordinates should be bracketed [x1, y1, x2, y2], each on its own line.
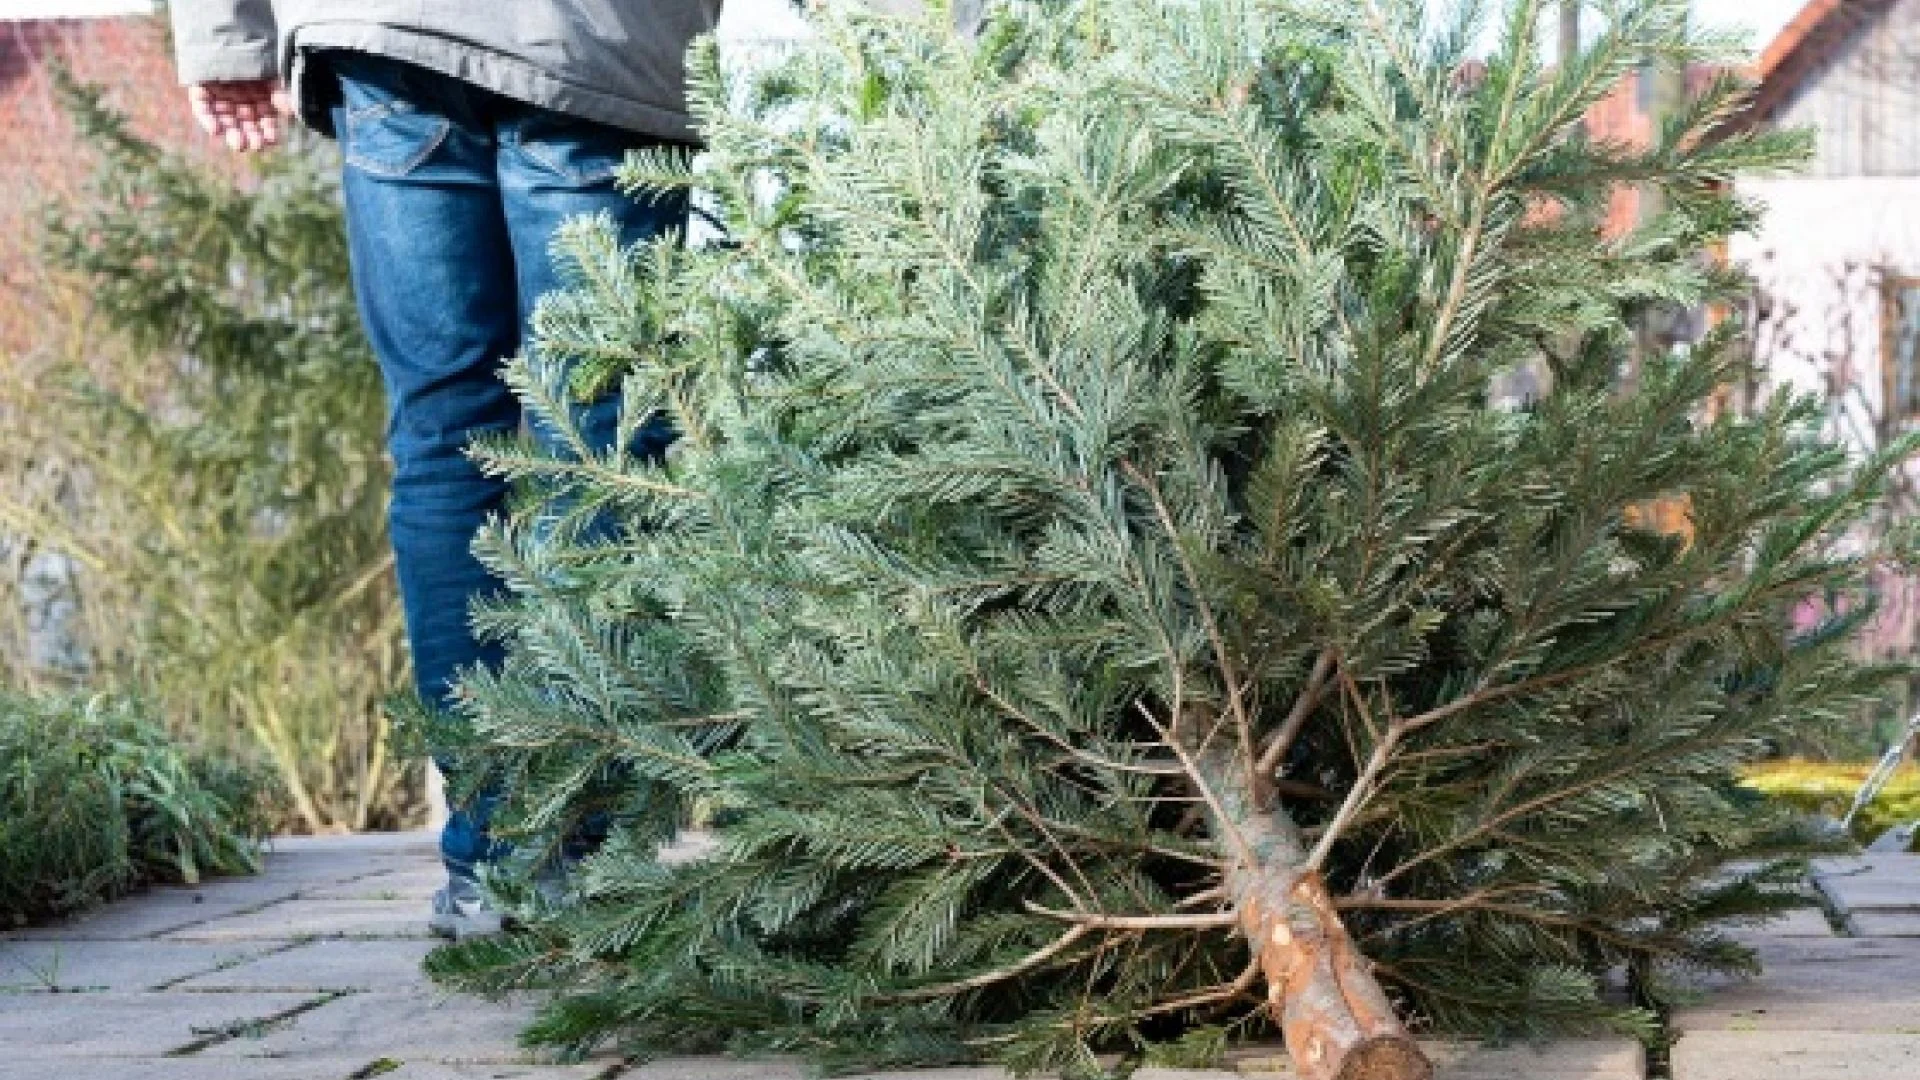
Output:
[427, 907, 507, 941]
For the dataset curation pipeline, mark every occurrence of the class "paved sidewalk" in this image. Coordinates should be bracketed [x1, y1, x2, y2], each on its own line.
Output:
[3, 832, 1910, 1080]
[1668, 852, 1920, 1080]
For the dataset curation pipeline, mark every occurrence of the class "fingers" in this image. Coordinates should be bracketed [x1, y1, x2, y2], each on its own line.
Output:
[187, 84, 223, 139]
[226, 91, 268, 151]
[263, 88, 293, 148]
[185, 81, 289, 152]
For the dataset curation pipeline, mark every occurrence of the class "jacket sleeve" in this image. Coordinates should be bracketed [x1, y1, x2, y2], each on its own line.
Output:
[171, 0, 280, 84]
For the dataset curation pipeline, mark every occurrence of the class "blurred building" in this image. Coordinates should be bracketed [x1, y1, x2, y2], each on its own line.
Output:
[1586, 62, 1728, 239]
[1733, 0, 1920, 449]
[1728, 0, 1920, 665]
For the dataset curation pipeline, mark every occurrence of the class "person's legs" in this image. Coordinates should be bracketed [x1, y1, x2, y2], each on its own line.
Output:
[327, 52, 521, 896]
[497, 106, 688, 467]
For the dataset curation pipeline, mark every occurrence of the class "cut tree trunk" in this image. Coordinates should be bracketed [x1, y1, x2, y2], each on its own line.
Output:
[1197, 749, 1432, 1080]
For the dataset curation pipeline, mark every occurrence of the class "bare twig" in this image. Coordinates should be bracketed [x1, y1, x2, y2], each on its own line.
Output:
[886, 926, 1092, 1001]
[1025, 901, 1239, 931]
[1254, 645, 1337, 783]
[1307, 684, 1405, 871]
[1140, 958, 1263, 1017]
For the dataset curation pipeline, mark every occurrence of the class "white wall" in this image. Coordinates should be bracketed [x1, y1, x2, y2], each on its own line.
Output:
[1733, 175, 1920, 449]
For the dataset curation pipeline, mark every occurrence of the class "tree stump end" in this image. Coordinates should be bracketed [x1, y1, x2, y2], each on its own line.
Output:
[1332, 1035, 1433, 1080]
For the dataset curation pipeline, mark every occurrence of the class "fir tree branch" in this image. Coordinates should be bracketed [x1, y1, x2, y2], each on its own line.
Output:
[1254, 646, 1337, 791]
[475, 452, 700, 502]
[984, 785, 1099, 911]
[1175, 886, 1229, 910]
[1025, 900, 1238, 931]
[1121, 460, 1257, 783]
[1395, 566, 1825, 742]
[1343, 7, 1470, 231]
[966, 668, 1183, 779]
[417, 1, 1886, 1060]
[883, 925, 1093, 1002]
[1373, 718, 1755, 891]
[1046, 750, 1187, 778]
[1306, 668, 1404, 871]
[1343, 894, 1652, 954]
[1138, 957, 1262, 1018]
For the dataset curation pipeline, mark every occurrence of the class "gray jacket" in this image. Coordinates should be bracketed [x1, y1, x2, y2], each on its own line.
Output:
[171, 1, 725, 142]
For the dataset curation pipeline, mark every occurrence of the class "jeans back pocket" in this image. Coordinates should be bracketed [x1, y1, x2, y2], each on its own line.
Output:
[336, 58, 453, 179]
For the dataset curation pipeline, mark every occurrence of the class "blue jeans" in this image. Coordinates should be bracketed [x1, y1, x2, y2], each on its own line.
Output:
[329, 52, 683, 878]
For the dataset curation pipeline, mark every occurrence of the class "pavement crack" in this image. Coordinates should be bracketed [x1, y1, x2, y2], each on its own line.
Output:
[146, 939, 311, 992]
[163, 990, 348, 1056]
[140, 892, 304, 941]
[138, 866, 405, 942]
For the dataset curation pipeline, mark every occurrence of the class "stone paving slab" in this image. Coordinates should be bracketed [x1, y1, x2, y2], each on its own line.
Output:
[195, 991, 543, 1063]
[172, 939, 441, 992]
[0, 1056, 344, 1080]
[260, 845, 436, 869]
[1, 889, 299, 941]
[164, 898, 437, 942]
[806, 1072, 1008, 1080]
[246, 860, 435, 891]
[620, 1061, 809, 1080]
[24, 831, 1910, 1080]
[1848, 911, 1920, 936]
[1672, 936, 1920, 1032]
[1746, 933, 1920, 964]
[1813, 876, 1920, 912]
[265, 832, 441, 856]
[644, 1060, 1081, 1080]
[0, 1058, 614, 1080]
[1814, 856, 1920, 909]
[1733, 906, 1836, 937]
[0, 937, 284, 992]
[1814, 853, 1920, 878]
[304, 867, 444, 903]
[1413, 1041, 1643, 1080]
[250, 841, 437, 878]
[1671, 1030, 1920, 1079]
[0, 990, 321, 1057]
[158, 877, 334, 904]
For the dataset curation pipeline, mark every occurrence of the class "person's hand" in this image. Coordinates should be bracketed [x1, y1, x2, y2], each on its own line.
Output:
[187, 80, 292, 152]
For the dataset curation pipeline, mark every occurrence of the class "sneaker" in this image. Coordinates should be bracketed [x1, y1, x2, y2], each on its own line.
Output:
[427, 874, 506, 940]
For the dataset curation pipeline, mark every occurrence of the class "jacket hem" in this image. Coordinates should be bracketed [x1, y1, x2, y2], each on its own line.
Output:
[175, 42, 279, 85]
[285, 24, 699, 144]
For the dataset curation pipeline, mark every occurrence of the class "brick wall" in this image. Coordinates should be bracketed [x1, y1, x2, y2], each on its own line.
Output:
[0, 15, 224, 353]
[1582, 64, 1728, 238]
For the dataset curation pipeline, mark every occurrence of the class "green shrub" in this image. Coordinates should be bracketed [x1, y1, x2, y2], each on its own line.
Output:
[0, 69, 419, 833]
[1742, 761, 1920, 847]
[0, 690, 272, 926]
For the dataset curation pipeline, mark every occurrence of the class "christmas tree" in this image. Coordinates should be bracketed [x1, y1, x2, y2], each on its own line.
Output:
[427, 2, 1906, 1077]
